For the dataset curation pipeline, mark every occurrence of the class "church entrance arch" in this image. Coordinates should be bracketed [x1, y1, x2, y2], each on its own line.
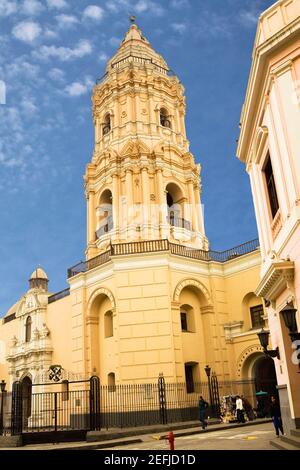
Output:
[241, 352, 278, 416]
[21, 376, 32, 424]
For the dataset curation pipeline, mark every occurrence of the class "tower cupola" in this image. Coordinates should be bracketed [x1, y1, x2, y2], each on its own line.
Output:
[29, 267, 49, 291]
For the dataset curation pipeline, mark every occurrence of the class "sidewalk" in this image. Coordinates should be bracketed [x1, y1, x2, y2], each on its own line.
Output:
[0, 418, 272, 451]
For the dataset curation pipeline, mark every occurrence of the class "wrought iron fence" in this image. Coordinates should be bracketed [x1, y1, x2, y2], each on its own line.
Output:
[0, 377, 263, 437]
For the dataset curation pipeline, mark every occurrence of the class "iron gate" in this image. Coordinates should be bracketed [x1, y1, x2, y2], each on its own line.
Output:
[8, 376, 100, 444]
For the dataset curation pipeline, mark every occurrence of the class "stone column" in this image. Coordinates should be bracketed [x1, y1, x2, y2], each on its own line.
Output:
[188, 180, 198, 233]
[141, 167, 150, 231]
[200, 305, 217, 369]
[194, 184, 204, 234]
[112, 174, 119, 238]
[88, 190, 96, 244]
[86, 316, 99, 377]
[157, 168, 167, 237]
[171, 301, 184, 381]
[125, 169, 133, 231]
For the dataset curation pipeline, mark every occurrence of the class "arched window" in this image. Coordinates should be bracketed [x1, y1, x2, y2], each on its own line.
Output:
[166, 183, 190, 230]
[25, 316, 32, 343]
[104, 311, 113, 338]
[103, 113, 111, 135]
[108, 372, 116, 392]
[160, 108, 171, 128]
[96, 189, 113, 239]
[180, 305, 195, 333]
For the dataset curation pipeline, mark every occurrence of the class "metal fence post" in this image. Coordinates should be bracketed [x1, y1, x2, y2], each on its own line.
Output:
[158, 373, 167, 425]
[211, 372, 221, 417]
[11, 381, 23, 436]
[90, 376, 101, 431]
[54, 392, 58, 433]
[0, 381, 6, 435]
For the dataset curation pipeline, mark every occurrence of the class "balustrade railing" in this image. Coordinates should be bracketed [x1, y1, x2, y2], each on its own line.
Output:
[167, 216, 191, 231]
[67, 238, 259, 278]
[48, 288, 70, 304]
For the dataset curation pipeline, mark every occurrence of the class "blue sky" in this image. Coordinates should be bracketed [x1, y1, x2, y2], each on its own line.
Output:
[0, 0, 275, 315]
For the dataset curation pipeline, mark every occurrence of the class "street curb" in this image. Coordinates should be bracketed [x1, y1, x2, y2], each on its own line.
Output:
[51, 419, 272, 451]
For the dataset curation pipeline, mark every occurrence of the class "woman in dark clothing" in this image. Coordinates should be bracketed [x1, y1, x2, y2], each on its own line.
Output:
[270, 395, 285, 437]
[199, 396, 209, 430]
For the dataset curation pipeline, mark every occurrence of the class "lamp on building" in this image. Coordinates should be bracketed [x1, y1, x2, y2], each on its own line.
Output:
[204, 365, 214, 415]
[0, 380, 5, 393]
[257, 328, 280, 359]
[204, 365, 211, 378]
[280, 304, 300, 342]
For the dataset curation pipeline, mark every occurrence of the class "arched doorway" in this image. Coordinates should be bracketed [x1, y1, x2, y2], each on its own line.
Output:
[254, 355, 278, 397]
[22, 376, 32, 424]
[87, 288, 116, 381]
[242, 352, 278, 417]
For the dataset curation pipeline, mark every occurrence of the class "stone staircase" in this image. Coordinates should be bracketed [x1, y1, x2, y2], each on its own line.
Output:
[271, 429, 300, 450]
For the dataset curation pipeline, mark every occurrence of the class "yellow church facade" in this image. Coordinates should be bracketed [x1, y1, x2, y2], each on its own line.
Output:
[0, 22, 269, 395]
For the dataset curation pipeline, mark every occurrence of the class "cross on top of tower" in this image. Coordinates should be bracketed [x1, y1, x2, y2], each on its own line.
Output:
[130, 15, 136, 24]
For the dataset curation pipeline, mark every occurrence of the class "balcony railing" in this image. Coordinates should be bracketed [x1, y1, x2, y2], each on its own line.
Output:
[96, 216, 113, 239]
[167, 216, 191, 231]
[48, 288, 70, 304]
[68, 238, 259, 278]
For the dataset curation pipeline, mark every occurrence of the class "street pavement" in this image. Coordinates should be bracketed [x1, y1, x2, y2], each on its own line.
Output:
[100, 423, 276, 451]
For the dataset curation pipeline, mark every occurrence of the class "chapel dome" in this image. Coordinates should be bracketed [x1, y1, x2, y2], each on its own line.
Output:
[29, 267, 49, 291]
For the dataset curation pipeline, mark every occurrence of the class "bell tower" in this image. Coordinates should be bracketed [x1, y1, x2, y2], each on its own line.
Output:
[85, 18, 207, 259]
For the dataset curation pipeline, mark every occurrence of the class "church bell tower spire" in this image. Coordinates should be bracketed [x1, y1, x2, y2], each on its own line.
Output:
[85, 21, 207, 259]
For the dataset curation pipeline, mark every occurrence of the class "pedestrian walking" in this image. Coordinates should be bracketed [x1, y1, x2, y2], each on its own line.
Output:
[199, 395, 209, 430]
[235, 395, 245, 423]
[241, 395, 255, 421]
[270, 395, 285, 437]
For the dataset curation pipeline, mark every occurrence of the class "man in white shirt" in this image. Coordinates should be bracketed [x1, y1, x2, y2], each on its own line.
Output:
[236, 396, 245, 423]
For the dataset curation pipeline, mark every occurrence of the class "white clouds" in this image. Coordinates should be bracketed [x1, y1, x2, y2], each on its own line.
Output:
[99, 52, 108, 62]
[44, 28, 59, 39]
[238, 10, 259, 27]
[171, 22, 187, 34]
[83, 5, 104, 22]
[22, 0, 44, 16]
[170, 0, 190, 9]
[0, 0, 17, 17]
[21, 97, 38, 115]
[135, 0, 165, 16]
[65, 82, 87, 96]
[48, 67, 65, 82]
[5, 58, 41, 80]
[55, 14, 79, 29]
[135, 0, 148, 13]
[106, 1, 119, 13]
[109, 36, 121, 47]
[12, 21, 42, 43]
[46, 0, 68, 9]
[65, 76, 93, 97]
[33, 39, 93, 61]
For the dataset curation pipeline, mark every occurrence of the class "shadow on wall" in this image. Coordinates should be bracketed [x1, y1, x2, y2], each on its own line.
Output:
[0, 340, 6, 365]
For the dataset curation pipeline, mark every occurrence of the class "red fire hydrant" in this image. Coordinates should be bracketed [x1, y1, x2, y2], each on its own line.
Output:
[168, 431, 175, 450]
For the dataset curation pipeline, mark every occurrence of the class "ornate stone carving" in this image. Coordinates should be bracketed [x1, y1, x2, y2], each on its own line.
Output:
[255, 260, 295, 301]
[236, 344, 264, 378]
[40, 323, 50, 338]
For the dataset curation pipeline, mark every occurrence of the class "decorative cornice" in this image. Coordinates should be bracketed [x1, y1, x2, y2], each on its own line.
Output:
[255, 260, 295, 301]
